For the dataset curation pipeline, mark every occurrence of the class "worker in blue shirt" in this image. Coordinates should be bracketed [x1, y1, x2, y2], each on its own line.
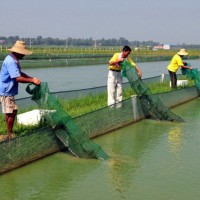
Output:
[0, 40, 41, 140]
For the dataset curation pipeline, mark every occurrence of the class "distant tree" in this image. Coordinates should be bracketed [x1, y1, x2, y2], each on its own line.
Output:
[1, 35, 200, 49]
[118, 37, 129, 46]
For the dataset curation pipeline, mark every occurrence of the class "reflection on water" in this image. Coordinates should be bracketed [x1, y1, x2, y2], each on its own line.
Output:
[108, 157, 139, 199]
[1, 99, 200, 199]
[168, 125, 183, 155]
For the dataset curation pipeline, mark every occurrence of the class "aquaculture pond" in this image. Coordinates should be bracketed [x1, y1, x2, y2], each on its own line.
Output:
[0, 98, 200, 200]
[17, 59, 200, 98]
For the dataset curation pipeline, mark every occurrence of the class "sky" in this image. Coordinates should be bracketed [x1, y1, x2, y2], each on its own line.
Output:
[0, 0, 200, 45]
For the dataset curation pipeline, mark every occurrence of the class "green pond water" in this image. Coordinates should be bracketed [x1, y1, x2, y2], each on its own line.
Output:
[1, 98, 200, 200]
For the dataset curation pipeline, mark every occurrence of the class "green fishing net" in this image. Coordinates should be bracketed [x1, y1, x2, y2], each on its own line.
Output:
[121, 60, 184, 122]
[2, 68, 199, 174]
[181, 63, 200, 89]
[26, 82, 109, 160]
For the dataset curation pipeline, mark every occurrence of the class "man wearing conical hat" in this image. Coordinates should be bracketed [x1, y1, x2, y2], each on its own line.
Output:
[167, 49, 192, 89]
[0, 40, 41, 141]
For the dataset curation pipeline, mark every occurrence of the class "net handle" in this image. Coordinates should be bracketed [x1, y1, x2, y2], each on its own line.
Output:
[26, 83, 40, 95]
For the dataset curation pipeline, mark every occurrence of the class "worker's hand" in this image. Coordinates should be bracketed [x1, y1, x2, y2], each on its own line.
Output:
[32, 78, 41, 85]
[138, 71, 142, 78]
[190, 67, 192, 70]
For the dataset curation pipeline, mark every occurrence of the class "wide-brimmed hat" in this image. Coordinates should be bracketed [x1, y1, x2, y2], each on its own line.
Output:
[8, 40, 32, 55]
[177, 49, 188, 56]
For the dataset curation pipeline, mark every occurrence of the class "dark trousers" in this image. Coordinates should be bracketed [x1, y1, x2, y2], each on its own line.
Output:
[168, 70, 177, 88]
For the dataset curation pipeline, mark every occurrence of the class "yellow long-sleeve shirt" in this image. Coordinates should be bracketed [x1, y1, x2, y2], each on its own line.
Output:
[167, 54, 184, 72]
[108, 53, 136, 70]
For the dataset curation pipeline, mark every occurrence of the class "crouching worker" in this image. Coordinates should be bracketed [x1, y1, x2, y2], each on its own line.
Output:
[167, 49, 192, 89]
[0, 41, 41, 140]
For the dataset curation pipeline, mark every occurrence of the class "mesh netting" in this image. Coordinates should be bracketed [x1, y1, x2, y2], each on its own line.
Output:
[1, 84, 199, 174]
[121, 60, 184, 122]
[181, 64, 200, 89]
[26, 82, 109, 160]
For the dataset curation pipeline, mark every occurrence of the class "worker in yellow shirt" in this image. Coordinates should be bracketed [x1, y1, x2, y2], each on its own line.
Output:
[107, 45, 142, 107]
[167, 49, 192, 89]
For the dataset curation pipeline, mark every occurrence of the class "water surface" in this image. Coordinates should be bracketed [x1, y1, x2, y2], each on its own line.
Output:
[1, 98, 200, 200]
[17, 59, 200, 98]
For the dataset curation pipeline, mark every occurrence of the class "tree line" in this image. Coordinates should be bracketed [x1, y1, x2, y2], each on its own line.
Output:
[0, 36, 160, 47]
[0, 36, 200, 49]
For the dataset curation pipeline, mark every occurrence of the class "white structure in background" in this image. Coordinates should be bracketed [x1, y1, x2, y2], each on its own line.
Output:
[160, 74, 165, 83]
[153, 45, 163, 50]
[153, 44, 170, 50]
[163, 44, 170, 50]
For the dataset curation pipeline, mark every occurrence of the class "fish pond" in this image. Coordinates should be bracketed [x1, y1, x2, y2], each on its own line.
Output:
[0, 98, 200, 200]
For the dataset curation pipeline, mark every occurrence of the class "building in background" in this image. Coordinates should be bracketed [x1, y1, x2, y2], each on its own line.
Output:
[163, 44, 170, 50]
[153, 44, 170, 50]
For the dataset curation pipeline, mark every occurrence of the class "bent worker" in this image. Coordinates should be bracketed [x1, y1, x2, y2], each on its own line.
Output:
[0, 40, 41, 140]
[167, 49, 192, 89]
[107, 45, 142, 107]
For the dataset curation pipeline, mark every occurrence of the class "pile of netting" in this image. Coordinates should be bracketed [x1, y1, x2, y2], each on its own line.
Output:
[26, 82, 109, 160]
[121, 60, 184, 122]
[181, 63, 200, 89]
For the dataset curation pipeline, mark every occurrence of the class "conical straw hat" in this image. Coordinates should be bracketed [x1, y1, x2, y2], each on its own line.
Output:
[8, 40, 32, 55]
[177, 49, 188, 56]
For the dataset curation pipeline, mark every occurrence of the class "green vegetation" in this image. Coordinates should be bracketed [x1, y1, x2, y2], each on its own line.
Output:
[0, 78, 194, 136]
[1, 36, 199, 68]
[0, 47, 200, 68]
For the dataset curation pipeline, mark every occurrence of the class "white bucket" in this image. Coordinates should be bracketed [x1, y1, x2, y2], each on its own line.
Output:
[170, 80, 188, 87]
[17, 109, 56, 125]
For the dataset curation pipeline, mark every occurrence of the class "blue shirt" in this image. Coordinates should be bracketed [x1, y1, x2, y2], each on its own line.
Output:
[0, 54, 21, 96]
